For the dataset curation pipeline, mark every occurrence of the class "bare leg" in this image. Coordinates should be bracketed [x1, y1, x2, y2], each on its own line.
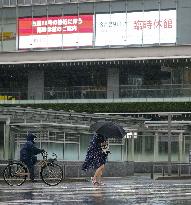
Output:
[97, 165, 105, 184]
[93, 164, 105, 184]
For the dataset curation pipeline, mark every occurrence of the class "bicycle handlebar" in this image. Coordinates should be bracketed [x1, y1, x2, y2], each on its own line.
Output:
[41, 151, 57, 161]
[52, 153, 57, 159]
[41, 151, 48, 160]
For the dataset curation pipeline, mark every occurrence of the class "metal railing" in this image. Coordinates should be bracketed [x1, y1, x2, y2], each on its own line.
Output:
[0, 84, 191, 102]
[151, 163, 191, 179]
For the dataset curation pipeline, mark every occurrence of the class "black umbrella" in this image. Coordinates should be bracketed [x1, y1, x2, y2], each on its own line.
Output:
[90, 121, 126, 138]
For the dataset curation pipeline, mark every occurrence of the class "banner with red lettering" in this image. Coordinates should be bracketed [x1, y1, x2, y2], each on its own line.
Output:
[18, 15, 94, 49]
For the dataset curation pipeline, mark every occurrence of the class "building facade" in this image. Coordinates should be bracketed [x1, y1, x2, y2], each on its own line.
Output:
[0, 0, 191, 102]
[1, 0, 191, 165]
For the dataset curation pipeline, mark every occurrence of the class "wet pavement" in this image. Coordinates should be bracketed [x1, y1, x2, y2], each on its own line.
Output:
[1, 175, 191, 205]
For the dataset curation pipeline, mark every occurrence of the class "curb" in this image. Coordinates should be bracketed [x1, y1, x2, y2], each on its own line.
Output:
[156, 175, 191, 180]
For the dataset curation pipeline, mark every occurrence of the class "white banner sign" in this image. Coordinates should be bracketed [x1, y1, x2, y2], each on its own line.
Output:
[95, 10, 176, 46]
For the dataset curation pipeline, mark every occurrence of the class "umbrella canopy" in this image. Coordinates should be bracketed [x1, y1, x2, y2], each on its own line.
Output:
[90, 121, 126, 138]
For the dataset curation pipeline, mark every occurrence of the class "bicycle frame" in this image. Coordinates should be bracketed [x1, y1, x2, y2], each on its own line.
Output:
[14, 152, 56, 178]
[3, 151, 62, 186]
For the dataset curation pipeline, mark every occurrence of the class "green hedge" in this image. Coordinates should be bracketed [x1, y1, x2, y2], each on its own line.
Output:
[2, 102, 191, 113]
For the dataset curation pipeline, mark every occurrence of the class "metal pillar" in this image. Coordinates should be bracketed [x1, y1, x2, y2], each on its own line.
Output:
[0, 116, 11, 160]
[130, 136, 135, 161]
[178, 132, 183, 162]
[63, 132, 65, 160]
[78, 135, 80, 160]
[142, 135, 145, 157]
[168, 113, 172, 176]
[4, 117, 11, 160]
[154, 132, 159, 161]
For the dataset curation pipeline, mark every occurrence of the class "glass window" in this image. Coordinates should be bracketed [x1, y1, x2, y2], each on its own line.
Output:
[144, 0, 159, 11]
[80, 134, 91, 161]
[10, 0, 16, 5]
[44, 65, 107, 100]
[79, 2, 94, 14]
[134, 136, 142, 154]
[159, 141, 168, 154]
[109, 145, 123, 161]
[158, 135, 168, 161]
[47, 0, 55, 4]
[25, 0, 32, 5]
[61, 2, 78, 15]
[2, 0, 10, 6]
[46, 142, 64, 161]
[160, 0, 176, 10]
[0, 66, 28, 100]
[64, 144, 79, 160]
[145, 135, 154, 153]
[1, 8, 17, 52]
[32, 0, 41, 4]
[17, 0, 25, 5]
[0, 8, 2, 52]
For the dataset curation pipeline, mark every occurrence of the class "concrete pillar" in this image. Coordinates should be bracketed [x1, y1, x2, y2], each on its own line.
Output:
[183, 69, 191, 84]
[107, 67, 119, 99]
[178, 133, 183, 162]
[4, 117, 11, 160]
[183, 68, 191, 96]
[28, 69, 44, 100]
[154, 132, 159, 162]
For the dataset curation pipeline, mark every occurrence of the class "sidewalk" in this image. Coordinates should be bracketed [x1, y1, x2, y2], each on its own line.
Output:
[1, 175, 191, 204]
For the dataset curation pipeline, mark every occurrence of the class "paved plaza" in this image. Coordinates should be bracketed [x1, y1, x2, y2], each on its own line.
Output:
[0, 175, 191, 205]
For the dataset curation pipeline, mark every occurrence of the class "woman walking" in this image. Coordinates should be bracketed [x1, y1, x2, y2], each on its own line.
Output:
[82, 133, 110, 185]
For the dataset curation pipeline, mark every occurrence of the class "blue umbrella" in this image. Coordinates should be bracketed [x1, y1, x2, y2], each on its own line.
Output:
[90, 121, 126, 138]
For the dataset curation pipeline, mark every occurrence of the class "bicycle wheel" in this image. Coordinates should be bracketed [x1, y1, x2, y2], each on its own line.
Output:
[3, 162, 28, 186]
[40, 163, 63, 186]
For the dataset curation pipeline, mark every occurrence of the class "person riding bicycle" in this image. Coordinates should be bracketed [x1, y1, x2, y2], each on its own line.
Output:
[20, 133, 45, 182]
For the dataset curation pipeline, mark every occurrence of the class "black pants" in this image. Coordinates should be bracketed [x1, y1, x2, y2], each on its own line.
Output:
[26, 163, 35, 181]
[21, 160, 35, 181]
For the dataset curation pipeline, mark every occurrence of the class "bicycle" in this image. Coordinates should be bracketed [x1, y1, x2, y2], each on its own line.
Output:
[3, 152, 63, 186]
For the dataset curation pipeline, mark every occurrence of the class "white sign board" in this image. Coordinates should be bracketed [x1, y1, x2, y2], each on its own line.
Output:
[95, 10, 176, 46]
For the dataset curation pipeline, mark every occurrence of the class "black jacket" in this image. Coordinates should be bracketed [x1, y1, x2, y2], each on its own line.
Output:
[20, 133, 43, 165]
